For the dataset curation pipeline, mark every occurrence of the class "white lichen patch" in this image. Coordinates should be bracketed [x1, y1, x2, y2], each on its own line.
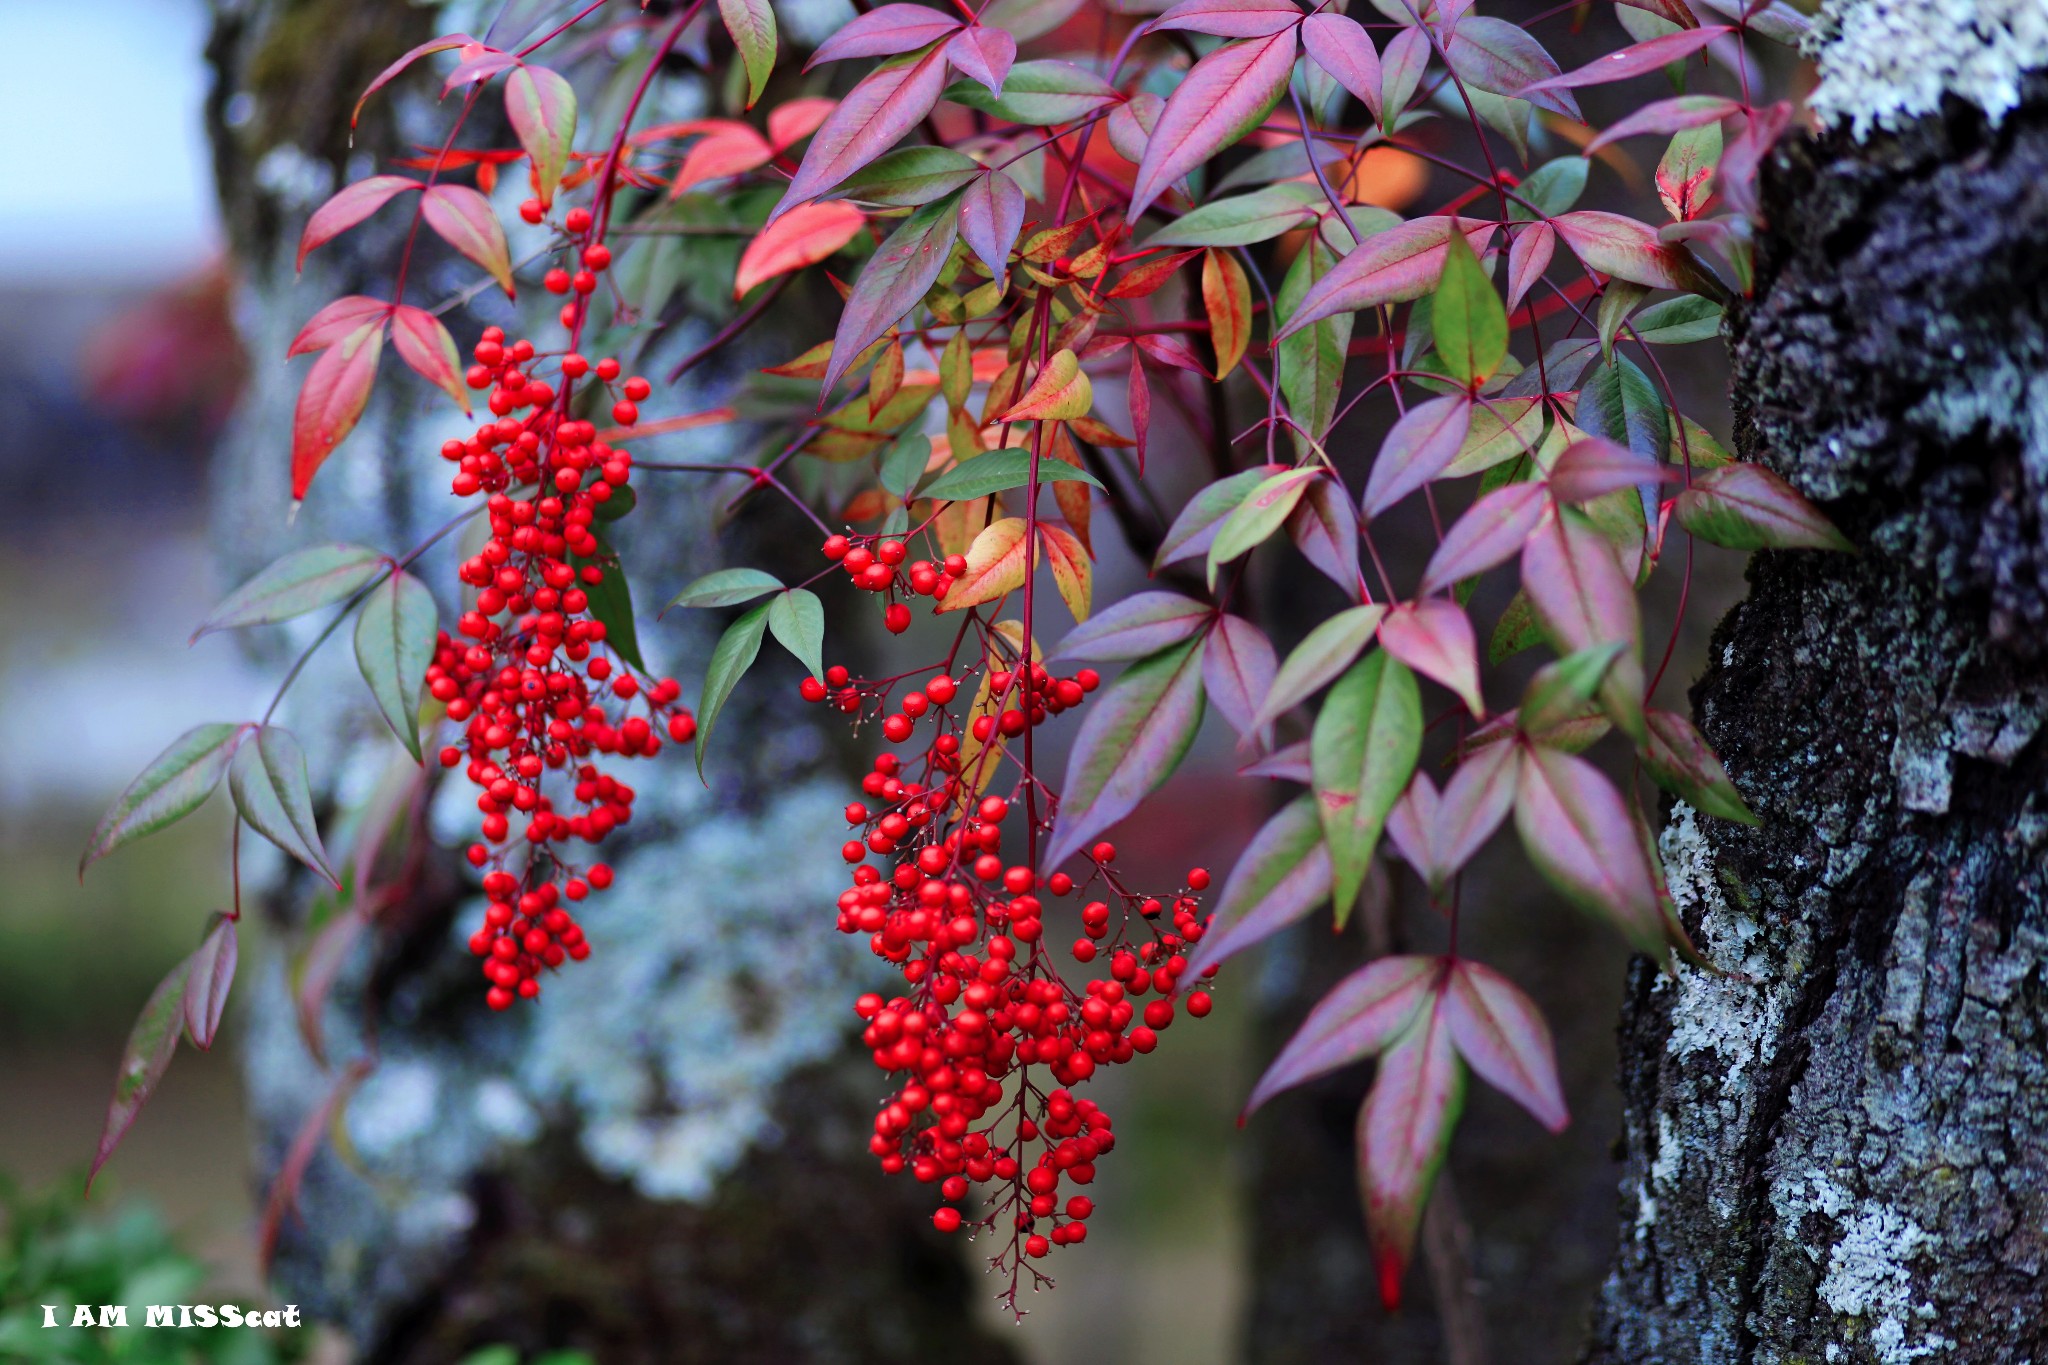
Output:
[1817, 1197, 1950, 1363]
[1808, 0, 2048, 138]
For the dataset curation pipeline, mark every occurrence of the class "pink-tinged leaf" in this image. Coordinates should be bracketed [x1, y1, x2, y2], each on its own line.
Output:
[229, 725, 339, 887]
[1108, 90, 1164, 164]
[1444, 959, 1567, 1131]
[1715, 100, 1793, 220]
[1129, 347, 1152, 471]
[1128, 30, 1301, 222]
[1288, 475, 1364, 599]
[981, 0, 1087, 42]
[1549, 436, 1671, 504]
[420, 184, 513, 295]
[1357, 989, 1463, 1311]
[1378, 598, 1483, 717]
[1517, 642, 1625, 737]
[1278, 217, 1497, 337]
[1585, 94, 1741, 154]
[292, 320, 384, 502]
[287, 295, 393, 358]
[1242, 738, 1312, 782]
[1363, 394, 1473, 517]
[1524, 26, 1730, 94]
[719, 0, 779, 107]
[1185, 795, 1330, 980]
[1253, 603, 1388, 730]
[1301, 13, 1383, 121]
[1053, 591, 1212, 661]
[1383, 772, 1438, 879]
[1617, 0, 1700, 26]
[1380, 25, 1430, 124]
[1433, 740, 1519, 881]
[1552, 211, 1718, 294]
[1506, 221, 1554, 312]
[1674, 462, 1852, 551]
[182, 913, 238, 1050]
[959, 169, 1026, 278]
[1154, 463, 1285, 568]
[1644, 707, 1758, 824]
[297, 175, 419, 272]
[352, 34, 474, 128]
[390, 305, 470, 414]
[90, 952, 194, 1189]
[1209, 466, 1323, 581]
[1420, 480, 1548, 596]
[1520, 506, 1645, 740]
[1443, 16, 1580, 120]
[1514, 744, 1665, 953]
[673, 125, 778, 195]
[1149, 0, 1305, 38]
[824, 195, 960, 393]
[774, 47, 950, 223]
[80, 724, 240, 875]
[1312, 650, 1422, 924]
[441, 45, 520, 95]
[1044, 636, 1208, 871]
[769, 96, 839, 150]
[1246, 954, 1441, 1115]
[1135, 331, 1209, 375]
[946, 25, 1017, 95]
[808, 4, 962, 67]
[505, 64, 578, 208]
[735, 200, 866, 298]
[1204, 612, 1278, 740]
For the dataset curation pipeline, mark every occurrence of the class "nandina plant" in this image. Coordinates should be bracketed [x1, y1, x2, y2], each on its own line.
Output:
[79, 0, 1835, 1314]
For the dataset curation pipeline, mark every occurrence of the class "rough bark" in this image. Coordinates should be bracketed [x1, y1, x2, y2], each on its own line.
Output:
[1586, 60, 2048, 1365]
[205, 4, 1016, 1360]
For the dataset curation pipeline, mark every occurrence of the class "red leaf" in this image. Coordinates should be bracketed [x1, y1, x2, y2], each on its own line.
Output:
[1442, 16, 1580, 120]
[1585, 94, 1741, 154]
[1128, 30, 1301, 222]
[672, 125, 777, 196]
[1357, 987, 1463, 1310]
[1203, 612, 1278, 741]
[182, 914, 238, 1051]
[352, 34, 474, 128]
[1135, 331, 1208, 375]
[1363, 394, 1473, 517]
[1378, 598, 1484, 717]
[1506, 221, 1554, 312]
[959, 169, 1027, 278]
[1513, 744, 1665, 953]
[1523, 26, 1730, 94]
[1552, 210, 1718, 294]
[1300, 13, 1383, 122]
[1444, 959, 1568, 1131]
[389, 305, 470, 414]
[297, 176, 420, 272]
[946, 25, 1018, 95]
[441, 45, 520, 96]
[1128, 346, 1151, 471]
[1278, 217, 1497, 337]
[420, 184, 514, 295]
[90, 953, 194, 1190]
[735, 200, 866, 298]
[1419, 479, 1548, 596]
[1149, 0, 1306, 39]
[1184, 795, 1331, 980]
[1548, 435, 1671, 503]
[807, 4, 962, 67]
[291, 320, 384, 502]
[287, 295, 393, 358]
[1247, 954, 1441, 1115]
[1520, 506, 1644, 738]
[774, 47, 951, 223]
[769, 96, 839, 151]
[505, 64, 578, 208]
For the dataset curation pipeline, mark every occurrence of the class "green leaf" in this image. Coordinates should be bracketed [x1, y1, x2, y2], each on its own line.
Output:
[1153, 464, 1282, 570]
[767, 588, 827, 682]
[1596, 280, 1651, 361]
[942, 60, 1118, 125]
[1489, 589, 1544, 663]
[667, 566, 785, 610]
[81, 723, 240, 875]
[1139, 184, 1322, 248]
[717, 0, 777, 108]
[1043, 637, 1208, 870]
[90, 953, 195, 1189]
[879, 428, 929, 498]
[1311, 650, 1422, 925]
[1432, 228, 1508, 386]
[572, 533, 646, 671]
[831, 146, 984, 207]
[1207, 467, 1321, 585]
[919, 446, 1103, 501]
[1673, 463, 1853, 551]
[1518, 642, 1625, 736]
[352, 569, 437, 762]
[1276, 235, 1351, 452]
[1252, 603, 1387, 729]
[194, 544, 384, 639]
[695, 602, 772, 774]
[1509, 156, 1588, 220]
[1644, 708, 1759, 825]
[230, 725, 337, 885]
[1576, 352, 1670, 462]
[1631, 295, 1724, 345]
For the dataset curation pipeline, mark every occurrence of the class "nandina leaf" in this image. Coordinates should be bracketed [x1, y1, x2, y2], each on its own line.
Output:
[769, 96, 838, 150]
[1506, 221, 1554, 312]
[183, 913, 238, 1051]
[1674, 463, 1852, 551]
[946, 25, 1017, 95]
[1203, 612, 1277, 740]
[1245, 954, 1439, 1115]
[767, 588, 828, 682]
[825, 194, 961, 393]
[352, 34, 475, 128]
[1203, 248, 1254, 380]
[505, 64, 578, 208]
[90, 952, 195, 1190]
[1552, 211, 1717, 295]
[1154, 464, 1283, 569]
[1521, 506, 1645, 741]
[1143, 184, 1322, 249]
[959, 169, 1026, 278]
[1276, 236, 1353, 457]
[921, 447, 1102, 501]
[1279, 217, 1497, 338]
[1550, 436, 1671, 504]
[257, 1056, 373, 1268]
[667, 566, 785, 610]
[81, 723, 240, 876]
[195, 544, 384, 639]
[288, 295, 393, 357]
[441, 45, 520, 95]
[1514, 743, 1665, 953]
[1184, 795, 1330, 980]
[1586, 94, 1740, 154]
[1040, 524, 1093, 621]
[1128, 30, 1300, 223]
[1043, 637, 1208, 871]
[1287, 472, 1363, 598]
[1432, 229, 1508, 387]
[942, 59, 1118, 124]
[775, 47, 950, 223]
[1002, 349, 1092, 422]
[1362, 395, 1473, 517]
[1052, 591, 1212, 662]
[1150, 0, 1304, 37]
[1109, 90, 1164, 162]
[670, 124, 777, 195]
[1208, 467, 1322, 585]
[1525, 25, 1730, 94]
[291, 320, 383, 501]
[352, 569, 438, 763]
[1108, 248, 1202, 297]
[421, 185, 514, 295]
[1576, 351, 1670, 473]
[1518, 642, 1626, 737]
[1300, 13, 1383, 121]
[1644, 707, 1758, 824]
[937, 516, 1032, 613]
[1444, 959, 1567, 1132]
[1252, 603, 1387, 730]
[1378, 598, 1483, 717]
[1128, 348, 1152, 471]
[389, 305, 470, 414]
[571, 536, 645, 672]
[696, 602, 772, 774]
[980, 0, 1086, 42]
[1443, 16, 1579, 119]
[831, 145, 982, 206]
[230, 725, 338, 886]
[1135, 332, 1210, 376]
[1511, 157, 1591, 221]
[1357, 987, 1464, 1311]
[1379, 25, 1429, 126]
[1419, 480, 1548, 596]
[297, 176, 419, 272]
[1443, 396, 1546, 479]
[808, 5, 962, 67]
[718, 0, 779, 106]
[1387, 740, 1518, 891]
[735, 200, 866, 298]
[1241, 739, 1312, 782]
[1312, 649, 1422, 924]
[1631, 296, 1724, 344]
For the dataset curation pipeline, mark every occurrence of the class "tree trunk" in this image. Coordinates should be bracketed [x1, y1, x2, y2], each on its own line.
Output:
[204, 4, 1016, 1360]
[1588, 11, 2048, 1362]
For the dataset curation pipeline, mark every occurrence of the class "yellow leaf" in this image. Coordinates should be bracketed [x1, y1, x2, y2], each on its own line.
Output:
[1040, 524, 1093, 621]
[1002, 349, 1093, 422]
[933, 496, 992, 559]
[1203, 248, 1252, 381]
[936, 516, 1031, 613]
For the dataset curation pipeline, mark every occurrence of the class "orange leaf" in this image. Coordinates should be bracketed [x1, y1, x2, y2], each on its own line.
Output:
[1001, 348, 1092, 422]
[735, 200, 866, 298]
[769, 97, 838, 151]
[505, 65, 577, 208]
[1040, 523, 1093, 621]
[672, 125, 777, 197]
[937, 516, 1031, 613]
[291, 320, 383, 502]
[420, 185, 513, 296]
[1203, 248, 1253, 380]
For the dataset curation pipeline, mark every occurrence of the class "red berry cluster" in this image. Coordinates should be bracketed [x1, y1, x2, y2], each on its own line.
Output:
[430, 324, 693, 1010]
[820, 533, 968, 634]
